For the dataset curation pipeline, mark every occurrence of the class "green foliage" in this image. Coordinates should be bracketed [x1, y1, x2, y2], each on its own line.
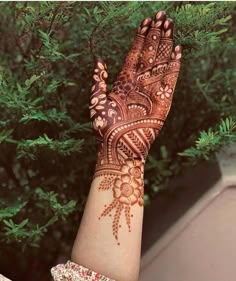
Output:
[17, 134, 84, 159]
[0, 201, 27, 220]
[34, 187, 77, 220]
[1, 188, 77, 254]
[179, 118, 236, 161]
[0, 2, 235, 280]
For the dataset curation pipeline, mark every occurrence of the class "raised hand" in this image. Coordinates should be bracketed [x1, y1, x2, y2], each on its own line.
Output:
[89, 11, 182, 244]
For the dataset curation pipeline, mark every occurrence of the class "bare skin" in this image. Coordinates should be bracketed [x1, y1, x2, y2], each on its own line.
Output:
[71, 11, 182, 281]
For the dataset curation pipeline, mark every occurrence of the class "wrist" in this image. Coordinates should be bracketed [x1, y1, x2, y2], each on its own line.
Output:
[94, 157, 145, 213]
[95, 153, 145, 179]
[92, 152, 145, 244]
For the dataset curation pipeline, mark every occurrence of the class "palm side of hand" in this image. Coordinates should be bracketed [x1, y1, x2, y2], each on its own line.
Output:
[90, 11, 182, 168]
[89, 11, 182, 244]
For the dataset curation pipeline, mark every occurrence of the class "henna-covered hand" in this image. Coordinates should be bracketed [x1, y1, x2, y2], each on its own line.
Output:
[89, 11, 182, 244]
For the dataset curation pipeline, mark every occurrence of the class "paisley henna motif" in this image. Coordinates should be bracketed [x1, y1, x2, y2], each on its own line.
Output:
[90, 11, 182, 244]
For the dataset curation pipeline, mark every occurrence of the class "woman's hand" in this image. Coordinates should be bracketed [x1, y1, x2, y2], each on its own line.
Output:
[71, 12, 182, 281]
[89, 11, 182, 243]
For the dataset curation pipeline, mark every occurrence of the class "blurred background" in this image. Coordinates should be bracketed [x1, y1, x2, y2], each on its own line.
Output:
[0, 2, 235, 280]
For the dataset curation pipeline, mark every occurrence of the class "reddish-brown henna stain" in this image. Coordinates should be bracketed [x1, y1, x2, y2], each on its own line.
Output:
[89, 11, 182, 245]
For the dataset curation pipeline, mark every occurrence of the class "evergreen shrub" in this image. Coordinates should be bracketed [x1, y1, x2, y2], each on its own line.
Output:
[0, 2, 235, 280]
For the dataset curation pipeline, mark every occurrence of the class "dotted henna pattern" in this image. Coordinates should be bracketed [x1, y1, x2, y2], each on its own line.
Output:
[90, 11, 182, 244]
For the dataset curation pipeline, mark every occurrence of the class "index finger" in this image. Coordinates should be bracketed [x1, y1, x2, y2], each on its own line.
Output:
[122, 17, 152, 73]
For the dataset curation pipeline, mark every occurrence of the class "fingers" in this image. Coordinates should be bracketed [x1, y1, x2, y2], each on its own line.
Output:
[166, 45, 182, 82]
[89, 58, 108, 119]
[149, 45, 182, 119]
[138, 11, 166, 72]
[164, 45, 182, 93]
[122, 17, 152, 72]
[171, 45, 182, 61]
[155, 18, 174, 63]
[158, 45, 182, 101]
[158, 45, 182, 102]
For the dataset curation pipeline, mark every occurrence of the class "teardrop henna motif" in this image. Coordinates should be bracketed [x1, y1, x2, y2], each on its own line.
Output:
[90, 11, 182, 244]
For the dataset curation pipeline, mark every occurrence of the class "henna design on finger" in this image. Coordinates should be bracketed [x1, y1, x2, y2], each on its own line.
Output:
[90, 59, 124, 141]
[122, 17, 152, 72]
[90, 11, 182, 244]
[138, 11, 166, 71]
[155, 19, 174, 62]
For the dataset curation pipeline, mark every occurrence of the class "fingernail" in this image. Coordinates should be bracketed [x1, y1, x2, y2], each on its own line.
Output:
[176, 53, 182, 59]
[164, 19, 173, 29]
[164, 20, 170, 29]
[156, 11, 166, 20]
[142, 18, 151, 27]
[175, 45, 182, 52]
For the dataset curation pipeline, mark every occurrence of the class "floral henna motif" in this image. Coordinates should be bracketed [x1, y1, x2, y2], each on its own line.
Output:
[98, 160, 144, 244]
[156, 85, 173, 100]
[90, 11, 182, 244]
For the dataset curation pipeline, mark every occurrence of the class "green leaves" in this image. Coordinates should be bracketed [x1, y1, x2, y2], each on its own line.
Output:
[0, 129, 14, 144]
[17, 134, 84, 159]
[179, 118, 236, 161]
[38, 29, 80, 62]
[0, 202, 27, 221]
[173, 2, 234, 49]
[35, 188, 77, 220]
[25, 74, 41, 87]
[3, 219, 29, 243]
[38, 30, 51, 49]
[219, 117, 236, 137]
[38, 29, 65, 61]
[1, 188, 77, 247]
[20, 108, 70, 124]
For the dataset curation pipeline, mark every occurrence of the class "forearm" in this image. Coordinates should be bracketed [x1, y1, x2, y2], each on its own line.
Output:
[71, 8, 182, 281]
[71, 168, 144, 281]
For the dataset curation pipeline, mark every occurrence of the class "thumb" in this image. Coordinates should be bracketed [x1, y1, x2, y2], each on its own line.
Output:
[90, 58, 108, 119]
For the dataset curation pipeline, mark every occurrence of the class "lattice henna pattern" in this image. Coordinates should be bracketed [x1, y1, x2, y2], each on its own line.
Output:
[89, 11, 182, 244]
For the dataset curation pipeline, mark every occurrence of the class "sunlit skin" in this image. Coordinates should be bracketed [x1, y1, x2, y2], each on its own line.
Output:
[71, 10, 182, 281]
